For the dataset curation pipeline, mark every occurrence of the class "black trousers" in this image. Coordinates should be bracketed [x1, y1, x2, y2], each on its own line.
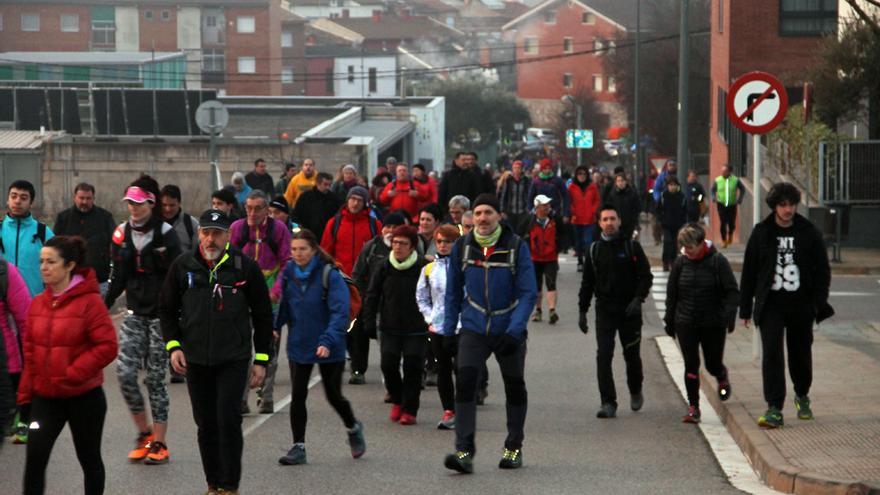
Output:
[759, 307, 814, 410]
[677, 326, 727, 407]
[455, 331, 527, 454]
[718, 205, 738, 239]
[290, 361, 356, 443]
[9, 372, 32, 425]
[24, 387, 107, 495]
[380, 333, 428, 415]
[430, 334, 456, 412]
[186, 359, 249, 491]
[595, 307, 643, 406]
[662, 226, 680, 263]
[347, 318, 371, 375]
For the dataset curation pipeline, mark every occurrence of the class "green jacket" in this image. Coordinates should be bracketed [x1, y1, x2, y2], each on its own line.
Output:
[712, 175, 744, 207]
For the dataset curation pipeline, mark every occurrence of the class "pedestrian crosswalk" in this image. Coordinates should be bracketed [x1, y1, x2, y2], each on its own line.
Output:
[650, 269, 668, 320]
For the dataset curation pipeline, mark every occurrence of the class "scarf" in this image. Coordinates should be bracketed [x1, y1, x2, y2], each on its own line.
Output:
[539, 171, 554, 180]
[474, 224, 502, 248]
[389, 250, 418, 271]
[294, 256, 318, 282]
[684, 240, 712, 261]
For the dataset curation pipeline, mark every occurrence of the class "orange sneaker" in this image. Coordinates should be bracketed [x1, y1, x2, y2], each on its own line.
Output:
[128, 431, 154, 462]
[144, 441, 170, 464]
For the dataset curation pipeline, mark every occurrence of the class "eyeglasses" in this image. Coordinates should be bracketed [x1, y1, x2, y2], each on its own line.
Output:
[391, 240, 411, 247]
[245, 205, 266, 212]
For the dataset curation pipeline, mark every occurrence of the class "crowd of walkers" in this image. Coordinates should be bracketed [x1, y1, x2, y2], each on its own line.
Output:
[0, 153, 833, 494]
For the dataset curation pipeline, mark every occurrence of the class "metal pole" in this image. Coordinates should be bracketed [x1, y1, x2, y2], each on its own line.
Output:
[208, 107, 222, 191]
[676, 0, 690, 179]
[576, 104, 583, 168]
[634, 0, 641, 186]
[752, 132, 761, 361]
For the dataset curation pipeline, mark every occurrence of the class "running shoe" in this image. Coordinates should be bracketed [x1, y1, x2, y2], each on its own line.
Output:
[279, 444, 307, 465]
[630, 392, 644, 411]
[348, 372, 366, 385]
[347, 421, 366, 459]
[12, 421, 28, 444]
[437, 410, 456, 430]
[258, 400, 274, 414]
[718, 378, 732, 402]
[596, 403, 617, 418]
[215, 490, 238, 494]
[6, 410, 19, 437]
[758, 408, 784, 428]
[128, 431, 154, 461]
[548, 309, 559, 325]
[498, 448, 522, 469]
[682, 405, 701, 424]
[444, 450, 474, 474]
[144, 441, 170, 464]
[794, 395, 813, 420]
[531, 309, 542, 322]
[399, 412, 417, 425]
[389, 404, 403, 423]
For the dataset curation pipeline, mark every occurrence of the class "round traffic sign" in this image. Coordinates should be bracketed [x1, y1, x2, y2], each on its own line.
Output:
[195, 100, 229, 134]
[725, 71, 788, 134]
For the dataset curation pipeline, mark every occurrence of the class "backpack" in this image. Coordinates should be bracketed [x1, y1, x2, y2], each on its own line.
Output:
[233, 219, 278, 254]
[459, 232, 523, 277]
[590, 238, 636, 276]
[0, 221, 47, 253]
[331, 211, 379, 239]
[182, 214, 195, 240]
[322, 262, 361, 330]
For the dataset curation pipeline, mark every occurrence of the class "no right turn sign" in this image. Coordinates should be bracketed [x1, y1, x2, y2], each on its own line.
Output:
[725, 71, 789, 135]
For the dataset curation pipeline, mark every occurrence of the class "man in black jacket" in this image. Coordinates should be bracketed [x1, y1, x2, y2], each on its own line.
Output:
[245, 158, 276, 196]
[579, 204, 653, 419]
[740, 182, 832, 429]
[53, 182, 115, 294]
[607, 173, 642, 241]
[438, 152, 489, 217]
[291, 172, 341, 241]
[159, 209, 272, 495]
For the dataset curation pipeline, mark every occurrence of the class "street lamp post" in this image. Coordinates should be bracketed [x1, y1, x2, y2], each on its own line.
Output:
[562, 95, 583, 168]
[676, 0, 690, 179]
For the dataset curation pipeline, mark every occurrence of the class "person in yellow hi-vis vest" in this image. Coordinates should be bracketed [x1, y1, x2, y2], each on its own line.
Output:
[711, 164, 745, 248]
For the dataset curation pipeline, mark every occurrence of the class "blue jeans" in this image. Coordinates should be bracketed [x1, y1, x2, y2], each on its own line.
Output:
[573, 224, 595, 259]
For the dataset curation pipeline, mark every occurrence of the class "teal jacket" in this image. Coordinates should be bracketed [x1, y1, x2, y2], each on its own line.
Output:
[0, 214, 54, 296]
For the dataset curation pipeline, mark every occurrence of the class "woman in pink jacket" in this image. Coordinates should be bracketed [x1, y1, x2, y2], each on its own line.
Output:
[1, 259, 33, 443]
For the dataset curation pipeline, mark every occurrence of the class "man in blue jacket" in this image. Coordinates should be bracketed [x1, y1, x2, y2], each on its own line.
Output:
[442, 193, 537, 473]
[1, 180, 54, 296]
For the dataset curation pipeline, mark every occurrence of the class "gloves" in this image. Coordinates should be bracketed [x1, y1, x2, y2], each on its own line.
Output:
[494, 334, 522, 357]
[625, 298, 643, 318]
[578, 313, 589, 334]
[442, 335, 458, 356]
[664, 325, 675, 338]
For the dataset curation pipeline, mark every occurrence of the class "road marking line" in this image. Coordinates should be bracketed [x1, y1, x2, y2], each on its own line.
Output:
[656, 336, 784, 495]
[829, 291, 876, 297]
[243, 374, 321, 437]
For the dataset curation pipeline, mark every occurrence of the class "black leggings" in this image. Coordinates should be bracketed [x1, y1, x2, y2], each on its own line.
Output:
[430, 334, 456, 412]
[718, 205, 737, 240]
[9, 373, 32, 425]
[289, 361, 356, 444]
[677, 326, 727, 407]
[24, 387, 107, 495]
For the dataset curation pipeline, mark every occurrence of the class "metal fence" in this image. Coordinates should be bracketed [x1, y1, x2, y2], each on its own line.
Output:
[819, 140, 880, 205]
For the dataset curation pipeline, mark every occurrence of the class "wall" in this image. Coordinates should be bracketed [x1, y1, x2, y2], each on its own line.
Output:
[0, 4, 91, 51]
[409, 96, 446, 172]
[224, 7, 275, 95]
[305, 57, 334, 96]
[281, 20, 307, 96]
[139, 5, 178, 52]
[177, 7, 202, 90]
[709, 0, 732, 243]
[333, 55, 397, 98]
[115, 6, 140, 51]
[288, 6, 377, 19]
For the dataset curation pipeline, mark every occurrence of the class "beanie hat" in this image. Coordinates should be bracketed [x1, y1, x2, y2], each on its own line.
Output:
[269, 195, 289, 214]
[539, 158, 553, 171]
[383, 211, 407, 227]
[346, 186, 369, 204]
[473, 193, 501, 213]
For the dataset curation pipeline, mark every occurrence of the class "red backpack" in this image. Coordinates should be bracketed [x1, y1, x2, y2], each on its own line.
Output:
[321, 262, 361, 330]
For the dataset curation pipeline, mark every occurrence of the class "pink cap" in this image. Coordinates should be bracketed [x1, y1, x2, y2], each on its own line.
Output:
[122, 186, 156, 204]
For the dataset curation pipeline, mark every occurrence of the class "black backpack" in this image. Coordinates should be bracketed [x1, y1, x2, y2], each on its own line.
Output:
[0, 221, 47, 254]
[233, 219, 278, 254]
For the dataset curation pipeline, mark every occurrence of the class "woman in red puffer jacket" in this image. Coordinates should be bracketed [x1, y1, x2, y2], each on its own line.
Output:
[19, 235, 118, 495]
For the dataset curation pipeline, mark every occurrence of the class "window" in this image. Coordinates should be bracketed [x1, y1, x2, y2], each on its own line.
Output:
[446, 15, 455, 27]
[281, 31, 293, 47]
[91, 7, 116, 49]
[718, 0, 723, 33]
[592, 74, 603, 92]
[282, 68, 294, 84]
[21, 13, 39, 32]
[203, 49, 225, 72]
[608, 76, 617, 93]
[325, 68, 334, 93]
[582, 12, 595, 24]
[716, 87, 729, 142]
[347, 65, 354, 83]
[237, 56, 255, 74]
[61, 14, 79, 32]
[563, 37, 573, 53]
[607, 40, 616, 54]
[779, 0, 837, 36]
[368, 67, 377, 93]
[543, 10, 556, 24]
[161, 10, 171, 21]
[523, 36, 538, 55]
[206, 15, 217, 27]
[563, 73, 573, 89]
[593, 37, 604, 53]
[237, 16, 255, 33]
[144, 10, 154, 21]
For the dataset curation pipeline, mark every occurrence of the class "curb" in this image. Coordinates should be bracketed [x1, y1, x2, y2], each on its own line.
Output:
[646, 256, 880, 276]
[700, 371, 880, 495]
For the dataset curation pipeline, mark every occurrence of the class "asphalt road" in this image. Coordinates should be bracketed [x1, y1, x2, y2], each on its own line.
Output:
[14, 258, 878, 494]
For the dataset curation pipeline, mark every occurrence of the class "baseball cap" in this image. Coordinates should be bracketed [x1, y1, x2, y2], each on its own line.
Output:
[533, 194, 552, 207]
[198, 209, 232, 231]
[122, 186, 156, 204]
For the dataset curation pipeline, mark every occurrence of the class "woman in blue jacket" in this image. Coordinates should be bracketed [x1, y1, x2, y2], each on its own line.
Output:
[275, 229, 365, 466]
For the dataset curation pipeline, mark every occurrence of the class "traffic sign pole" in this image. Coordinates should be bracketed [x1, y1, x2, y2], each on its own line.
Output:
[752, 133, 761, 361]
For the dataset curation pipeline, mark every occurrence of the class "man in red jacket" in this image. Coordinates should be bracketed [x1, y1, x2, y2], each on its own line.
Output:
[568, 165, 601, 272]
[518, 195, 565, 325]
[380, 163, 429, 220]
[320, 186, 382, 276]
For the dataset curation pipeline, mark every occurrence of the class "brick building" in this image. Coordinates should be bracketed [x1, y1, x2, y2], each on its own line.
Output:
[0, 0, 303, 95]
[502, 0, 634, 129]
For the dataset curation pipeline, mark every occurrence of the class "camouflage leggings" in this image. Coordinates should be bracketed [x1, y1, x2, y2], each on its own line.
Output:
[116, 315, 169, 423]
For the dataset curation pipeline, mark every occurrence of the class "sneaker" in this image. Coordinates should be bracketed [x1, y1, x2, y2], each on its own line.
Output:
[6, 410, 19, 437]
[476, 386, 488, 406]
[347, 421, 366, 459]
[399, 412, 417, 425]
[437, 410, 456, 430]
[630, 392, 644, 412]
[258, 401, 274, 414]
[531, 309, 542, 322]
[682, 405, 701, 424]
[498, 448, 522, 469]
[241, 401, 250, 415]
[389, 404, 403, 423]
[444, 450, 474, 474]
[596, 403, 617, 418]
[794, 395, 813, 420]
[12, 422, 28, 444]
[718, 379, 732, 402]
[349, 372, 366, 385]
[278, 444, 307, 465]
[548, 309, 559, 325]
[215, 490, 239, 494]
[425, 370, 438, 387]
[144, 441, 170, 464]
[758, 407, 784, 428]
[128, 431, 154, 462]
